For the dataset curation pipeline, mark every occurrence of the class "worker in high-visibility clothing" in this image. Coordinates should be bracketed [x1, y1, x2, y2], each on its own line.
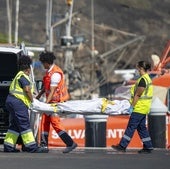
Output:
[112, 60, 153, 154]
[36, 51, 77, 153]
[4, 55, 48, 153]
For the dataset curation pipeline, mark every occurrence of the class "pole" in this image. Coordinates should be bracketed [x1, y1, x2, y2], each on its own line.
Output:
[45, 0, 49, 48]
[49, 0, 52, 44]
[46, 0, 50, 38]
[46, 0, 53, 51]
[49, 27, 53, 52]
[66, 0, 74, 37]
[49, 12, 78, 52]
[90, 0, 95, 83]
[15, 0, 19, 46]
[29, 64, 41, 139]
[6, 0, 12, 44]
[91, 0, 94, 55]
[63, 0, 74, 85]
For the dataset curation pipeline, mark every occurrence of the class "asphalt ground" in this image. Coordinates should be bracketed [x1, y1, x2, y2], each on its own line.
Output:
[0, 146, 169, 169]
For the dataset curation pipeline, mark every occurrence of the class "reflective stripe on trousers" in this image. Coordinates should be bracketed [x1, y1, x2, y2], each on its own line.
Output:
[119, 112, 153, 149]
[4, 95, 37, 152]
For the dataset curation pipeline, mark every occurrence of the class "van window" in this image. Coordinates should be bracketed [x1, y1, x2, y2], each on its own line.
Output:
[0, 53, 18, 81]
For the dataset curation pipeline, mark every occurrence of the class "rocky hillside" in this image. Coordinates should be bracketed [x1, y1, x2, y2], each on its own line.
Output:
[0, 0, 169, 58]
[0, 0, 170, 55]
[0, 0, 170, 98]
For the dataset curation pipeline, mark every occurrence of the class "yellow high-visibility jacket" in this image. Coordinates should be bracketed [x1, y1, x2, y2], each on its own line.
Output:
[9, 71, 33, 107]
[130, 73, 153, 114]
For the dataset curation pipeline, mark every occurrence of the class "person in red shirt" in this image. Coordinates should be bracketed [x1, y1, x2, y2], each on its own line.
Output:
[36, 51, 77, 153]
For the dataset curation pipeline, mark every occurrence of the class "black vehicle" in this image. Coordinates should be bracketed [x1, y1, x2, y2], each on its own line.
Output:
[0, 46, 24, 143]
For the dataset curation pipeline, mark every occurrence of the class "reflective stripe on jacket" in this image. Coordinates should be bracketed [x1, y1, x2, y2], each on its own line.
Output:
[9, 71, 33, 107]
[43, 65, 70, 102]
[130, 74, 153, 114]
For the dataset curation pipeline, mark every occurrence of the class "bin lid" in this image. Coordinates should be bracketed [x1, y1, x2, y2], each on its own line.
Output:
[85, 115, 108, 122]
[150, 97, 168, 115]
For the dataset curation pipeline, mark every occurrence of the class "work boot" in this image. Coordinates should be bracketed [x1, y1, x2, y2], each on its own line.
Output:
[40, 134, 49, 152]
[4, 148, 20, 153]
[63, 142, 77, 153]
[40, 143, 49, 152]
[33, 146, 49, 153]
[111, 144, 126, 152]
[138, 148, 153, 154]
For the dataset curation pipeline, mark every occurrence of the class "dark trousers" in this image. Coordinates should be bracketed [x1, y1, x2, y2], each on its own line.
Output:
[120, 112, 153, 149]
[4, 95, 37, 152]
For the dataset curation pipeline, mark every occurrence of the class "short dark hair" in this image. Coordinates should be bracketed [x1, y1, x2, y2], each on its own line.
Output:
[39, 51, 56, 64]
[19, 55, 32, 70]
[137, 61, 151, 71]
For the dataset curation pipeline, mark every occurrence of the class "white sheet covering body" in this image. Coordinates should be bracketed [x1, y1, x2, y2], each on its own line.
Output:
[31, 98, 131, 116]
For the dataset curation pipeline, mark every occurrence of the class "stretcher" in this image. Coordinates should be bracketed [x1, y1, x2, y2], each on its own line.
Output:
[31, 98, 131, 116]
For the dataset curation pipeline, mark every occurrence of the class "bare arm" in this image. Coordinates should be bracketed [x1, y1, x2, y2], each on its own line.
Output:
[45, 86, 56, 103]
[131, 86, 145, 107]
[23, 85, 33, 102]
[36, 87, 45, 100]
